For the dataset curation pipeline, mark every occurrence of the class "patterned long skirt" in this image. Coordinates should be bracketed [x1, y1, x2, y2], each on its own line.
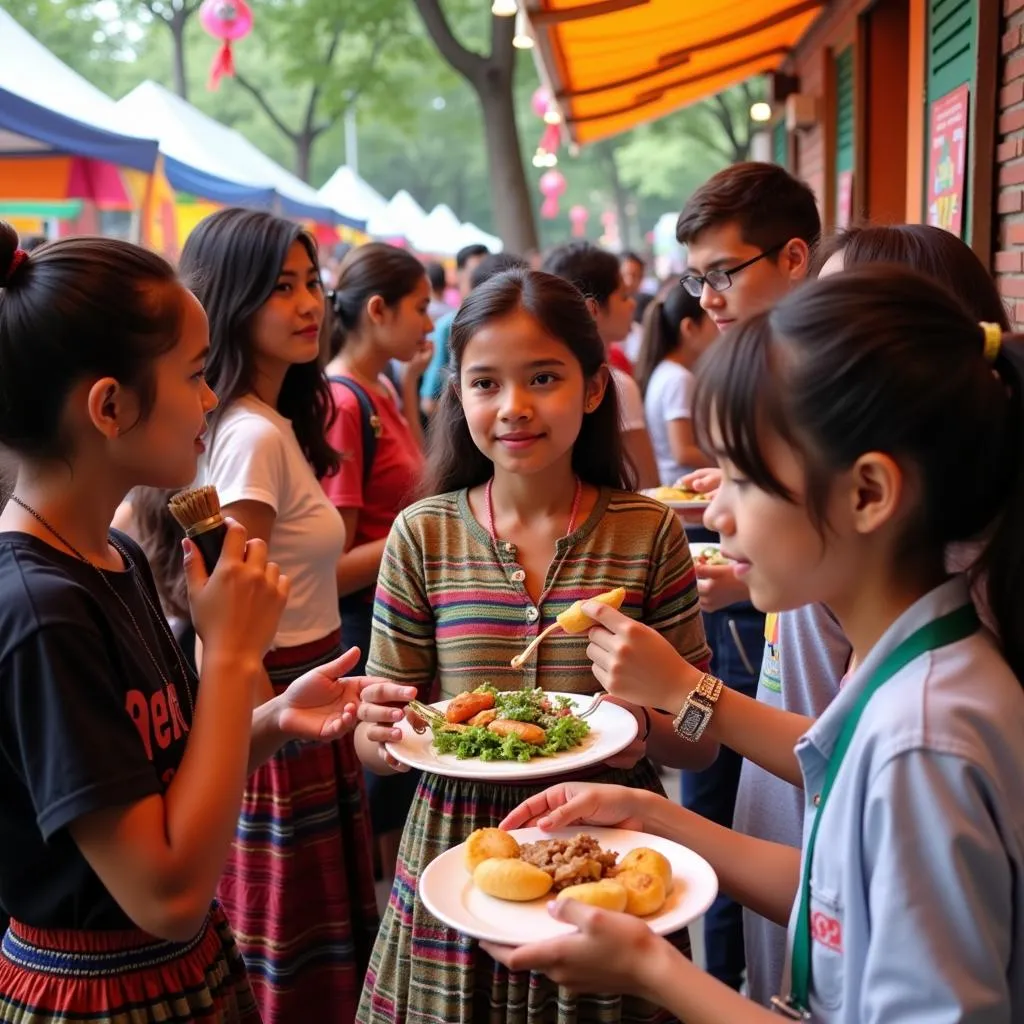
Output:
[0, 902, 259, 1023]
[357, 760, 689, 1024]
[218, 630, 380, 1024]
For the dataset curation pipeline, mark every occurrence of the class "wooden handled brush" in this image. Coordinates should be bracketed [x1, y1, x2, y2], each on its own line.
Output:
[167, 485, 227, 573]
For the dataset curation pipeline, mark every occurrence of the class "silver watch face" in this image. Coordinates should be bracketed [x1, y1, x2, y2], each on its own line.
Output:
[681, 704, 708, 735]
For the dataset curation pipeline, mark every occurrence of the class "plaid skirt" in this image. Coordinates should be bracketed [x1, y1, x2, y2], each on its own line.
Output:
[0, 902, 259, 1023]
[356, 760, 689, 1024]
[217, 630, 379, 1024]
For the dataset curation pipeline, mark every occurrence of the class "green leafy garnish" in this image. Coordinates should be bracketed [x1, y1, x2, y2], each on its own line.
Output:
[430, 685, 591, 762]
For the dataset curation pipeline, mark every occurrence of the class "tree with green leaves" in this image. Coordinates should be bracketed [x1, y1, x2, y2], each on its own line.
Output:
[123, 0, 198, 100]
[225, 0, 418, 183]
[411, 0, 537, 253]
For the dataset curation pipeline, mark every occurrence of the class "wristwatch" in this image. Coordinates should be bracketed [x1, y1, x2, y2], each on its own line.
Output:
[672, 673, 724, 742]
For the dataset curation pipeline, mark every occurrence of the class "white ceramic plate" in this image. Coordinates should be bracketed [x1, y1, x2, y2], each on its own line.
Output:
[642, 487, 712, 512]
[419, 826, 719, 945]
[688, 540, 733, 566]
[384, 692, 638, 781]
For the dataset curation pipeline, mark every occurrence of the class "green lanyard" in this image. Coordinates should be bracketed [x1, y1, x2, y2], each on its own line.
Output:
[783, 603, 979, 1018]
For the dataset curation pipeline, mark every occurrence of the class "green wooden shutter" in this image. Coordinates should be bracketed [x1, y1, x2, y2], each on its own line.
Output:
[834, 47, 855, 176]
[925, 0, 978, 235]
[772, 121, 788, 168]
[927, 0, 977, 100]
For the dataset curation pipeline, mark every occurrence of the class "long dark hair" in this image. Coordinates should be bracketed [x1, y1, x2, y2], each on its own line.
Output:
[0, 222, 182, 462]
[635, 283, 706, 396]
[423, 268, 634, 495]
[329, 242, 426, 359]
[694, 266, 1024, 682]
[179, 208, 339, 478]
[819, 223, 1011, 327]
[130, 487, 189, 621]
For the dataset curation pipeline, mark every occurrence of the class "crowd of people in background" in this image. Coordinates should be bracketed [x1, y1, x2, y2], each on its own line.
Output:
[0, 158, 1023, 1024]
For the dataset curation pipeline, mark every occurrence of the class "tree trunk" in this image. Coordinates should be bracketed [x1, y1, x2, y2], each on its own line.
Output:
[599, 141, 633, 250]
[170, 11, 188, 100]
[478, 71, 538, 254]
[296, 130, 314, 184]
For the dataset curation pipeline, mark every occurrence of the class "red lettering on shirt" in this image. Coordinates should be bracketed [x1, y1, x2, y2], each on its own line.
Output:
[125, 690, 152, 760]
[811, 910, 843, 953]
[125, 684, 190, 761]
[151, 691, 170, 749]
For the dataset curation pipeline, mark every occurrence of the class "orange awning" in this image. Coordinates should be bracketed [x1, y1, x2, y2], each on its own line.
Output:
[528, 0, 826, 144]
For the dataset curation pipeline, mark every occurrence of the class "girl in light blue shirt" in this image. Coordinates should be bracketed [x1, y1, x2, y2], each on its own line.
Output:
[487, 267, 1024, 1024]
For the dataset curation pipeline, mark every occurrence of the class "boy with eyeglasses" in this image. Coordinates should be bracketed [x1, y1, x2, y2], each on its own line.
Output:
[673, 163, 851, 1006]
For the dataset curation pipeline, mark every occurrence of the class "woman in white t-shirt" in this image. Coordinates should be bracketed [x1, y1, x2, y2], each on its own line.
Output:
[636, 282, 719, 485]
[181, 209, 389, 1024]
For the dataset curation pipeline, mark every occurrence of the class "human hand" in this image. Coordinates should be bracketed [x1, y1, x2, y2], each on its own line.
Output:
[275, 647, 376, 741]
[582, 602, 699, 712]
[185, 519, 288, 662]
[356, 680, 421, 772]
[499, 782, 653, 833]
[481, 898, 661, 997]
[695, 562, 750, 613]
[406, 339, 434, 380]
[674, 467, 721, 496]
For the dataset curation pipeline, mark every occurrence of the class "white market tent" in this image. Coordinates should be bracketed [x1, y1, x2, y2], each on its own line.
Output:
[456, 221, 502, 253]
[0, 8, 156, 171]
[113, 81, 362, 227]
[409, 202, 464, 256]
[317, 164, 388, 228]
[368, 188, 427, 240]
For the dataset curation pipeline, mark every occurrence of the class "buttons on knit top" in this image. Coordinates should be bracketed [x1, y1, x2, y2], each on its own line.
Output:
[511, 569, 526, 583]
[525, 606, 540, 623]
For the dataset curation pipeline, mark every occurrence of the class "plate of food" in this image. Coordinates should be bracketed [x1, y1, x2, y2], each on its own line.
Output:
[689, 541, 732, 567]
[643, 486, 712, 511]
[419, 826, 719, 945]
[384, 685, 638, 781]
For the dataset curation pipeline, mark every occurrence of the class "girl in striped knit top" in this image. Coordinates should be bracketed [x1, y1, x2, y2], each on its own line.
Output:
[354, 268, 715, 1024]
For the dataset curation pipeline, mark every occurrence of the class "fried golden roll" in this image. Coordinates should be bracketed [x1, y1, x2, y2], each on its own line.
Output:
[464, 828, 521, 873]
[619, 848, 673, 895]
[556, 587, 627, 635]
[487, 719, 547, 745]
[467, 708, 498, 728]
[445, 690, 496, 724]
[615, 870, 667, 917]
[474, 857, 553, 901]
[556, 879, 628, 912]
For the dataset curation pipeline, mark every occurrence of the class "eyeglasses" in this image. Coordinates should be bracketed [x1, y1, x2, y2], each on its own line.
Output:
[680, 243, 785, 298]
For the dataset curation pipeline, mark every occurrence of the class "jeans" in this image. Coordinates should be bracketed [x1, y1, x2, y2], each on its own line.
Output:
[682, 528, 764, 989]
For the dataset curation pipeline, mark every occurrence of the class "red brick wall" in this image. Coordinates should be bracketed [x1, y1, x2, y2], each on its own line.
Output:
[997, 0, 1024, 328]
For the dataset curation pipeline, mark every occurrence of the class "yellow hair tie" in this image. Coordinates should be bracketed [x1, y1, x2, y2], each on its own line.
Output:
[980, 322, 1002, 363]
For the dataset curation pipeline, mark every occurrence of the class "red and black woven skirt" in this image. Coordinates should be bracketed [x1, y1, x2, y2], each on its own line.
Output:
[216, 629, 380, 1024]
[0, 902, 259, 1023]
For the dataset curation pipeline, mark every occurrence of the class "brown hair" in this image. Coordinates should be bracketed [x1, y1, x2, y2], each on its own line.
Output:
[329, 242, 428, 358]
[818, 223, 1011, 328]
[676, 162, 821, 252]
[694, 266, 1024, 682]
[423, 268, 633, 495]
[635, 283, 707, 396]
[0, 222, 184, 462]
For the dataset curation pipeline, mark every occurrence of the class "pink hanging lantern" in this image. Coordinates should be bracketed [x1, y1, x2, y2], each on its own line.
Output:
[539, 169, 567, 219]
[539, 123, 560, 154]
[200, 0, 254, 91]
[531, 87, 551, 119]
[569, 204, 589, 237]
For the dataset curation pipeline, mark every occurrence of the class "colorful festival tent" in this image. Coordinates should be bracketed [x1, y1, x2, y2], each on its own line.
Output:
[114, 82, 363, 229]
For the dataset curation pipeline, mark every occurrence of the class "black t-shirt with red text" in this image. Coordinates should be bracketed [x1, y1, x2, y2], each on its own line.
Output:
[0, 530, 195, 930]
